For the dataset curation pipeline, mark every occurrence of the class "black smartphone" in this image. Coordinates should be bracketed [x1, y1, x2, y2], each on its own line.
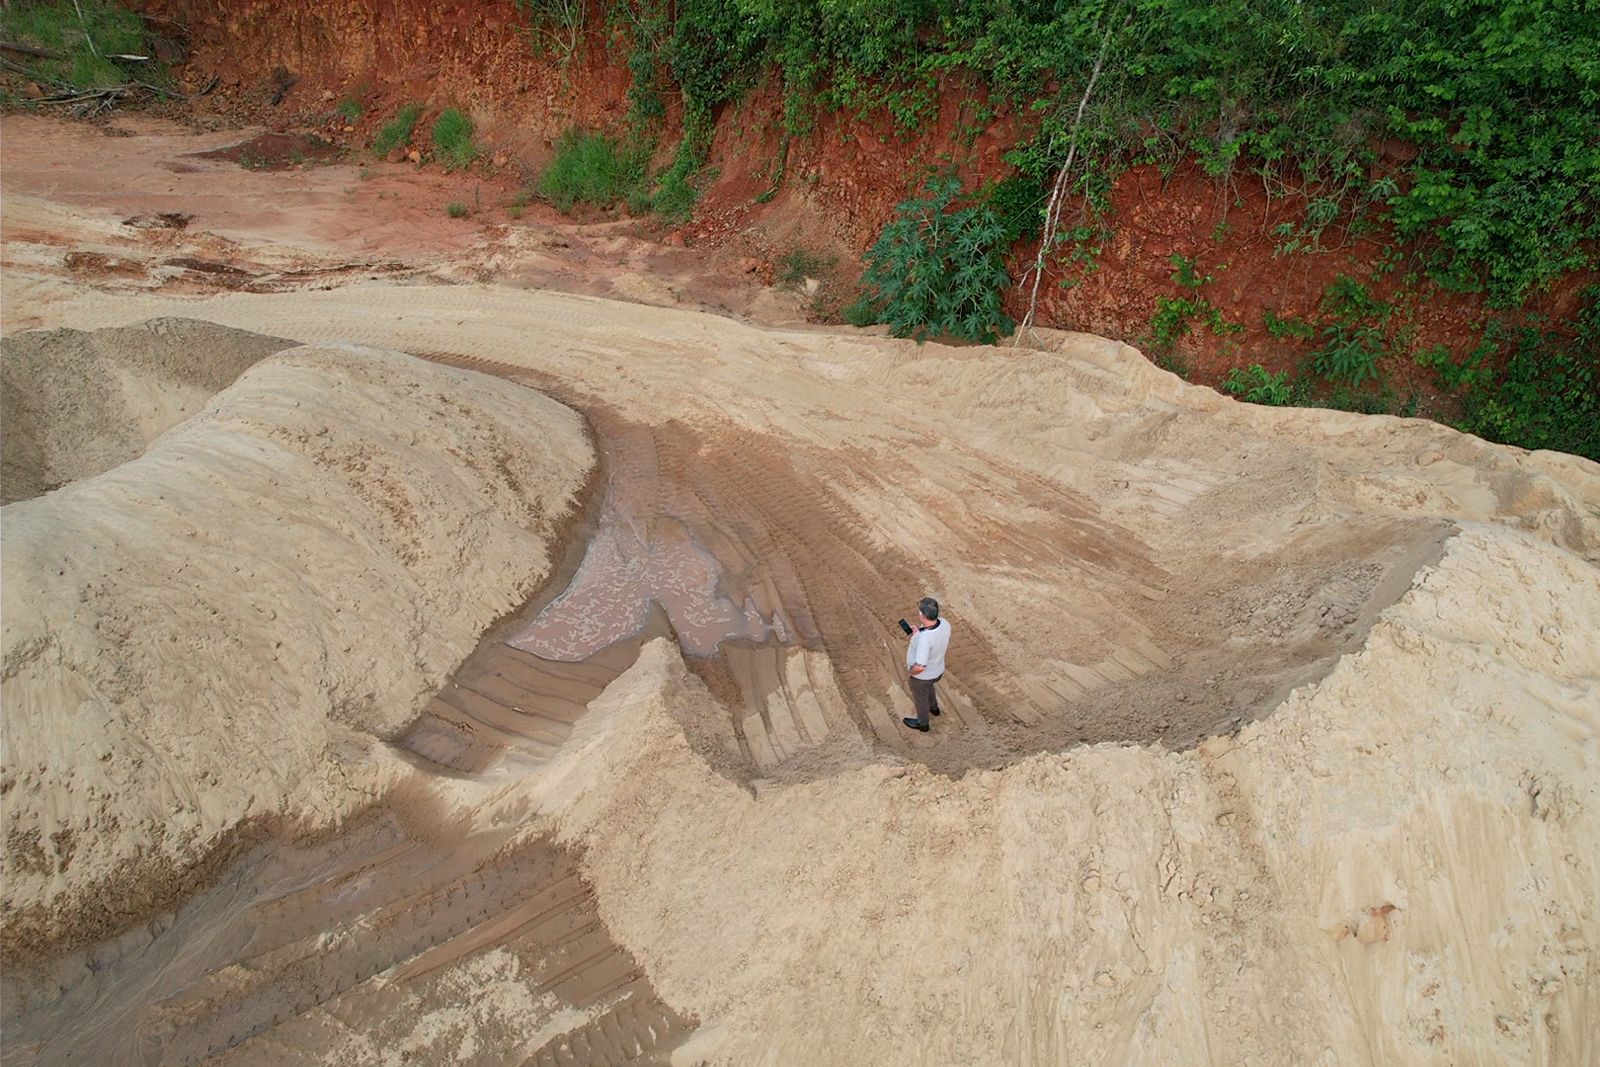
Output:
[898, 619, 913, 635]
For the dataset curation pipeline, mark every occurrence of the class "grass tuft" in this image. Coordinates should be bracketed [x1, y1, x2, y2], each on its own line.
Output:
[372, 102, 421, 156]
[1, 0, 150, 91]
[535, 129, 651, 214]
[431, 108, 477, 171]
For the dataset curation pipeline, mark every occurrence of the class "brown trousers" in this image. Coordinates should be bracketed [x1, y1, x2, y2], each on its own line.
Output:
[910, 674, 941, 725]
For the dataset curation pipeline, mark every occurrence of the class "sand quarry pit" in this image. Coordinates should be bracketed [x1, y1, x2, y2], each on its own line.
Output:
[2, 119, 1599, 1066]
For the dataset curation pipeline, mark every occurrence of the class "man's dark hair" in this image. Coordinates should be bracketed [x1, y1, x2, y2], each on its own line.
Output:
[918, 597, 940, 621]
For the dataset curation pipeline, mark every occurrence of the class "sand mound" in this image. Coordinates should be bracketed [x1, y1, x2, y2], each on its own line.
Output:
[0, 318, 293, 505]
[4, 286, 1597, 1064]
[0, 327, 593, 961]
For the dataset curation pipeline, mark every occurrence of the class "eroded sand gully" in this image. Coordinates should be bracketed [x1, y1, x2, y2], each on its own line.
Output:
[400, 359, 1458, 782]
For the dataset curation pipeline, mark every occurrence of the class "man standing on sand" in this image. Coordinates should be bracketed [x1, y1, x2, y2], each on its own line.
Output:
[903, 596, 951, 733]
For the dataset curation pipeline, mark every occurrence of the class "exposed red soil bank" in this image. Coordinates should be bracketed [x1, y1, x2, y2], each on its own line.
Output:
[140, 0, 1591, 387]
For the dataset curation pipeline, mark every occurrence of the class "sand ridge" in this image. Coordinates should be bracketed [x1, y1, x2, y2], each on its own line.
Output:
[533, 522, 1597, 1063]
[1, 336, 594, 963]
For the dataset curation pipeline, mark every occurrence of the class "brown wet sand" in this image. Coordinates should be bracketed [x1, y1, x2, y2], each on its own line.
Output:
[1, 802, 691, 1065]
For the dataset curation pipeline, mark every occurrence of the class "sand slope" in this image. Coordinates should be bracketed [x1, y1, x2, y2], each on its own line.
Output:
[0, 336, 593, 960]
[1, 284, 1596, 1064]
[538, 523, 1598, 1064]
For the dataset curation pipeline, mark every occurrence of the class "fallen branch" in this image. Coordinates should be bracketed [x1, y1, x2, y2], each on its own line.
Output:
[72, 0, 100, 57]
[1014, 9, 1128, 345]
[0, 39, 66, 59]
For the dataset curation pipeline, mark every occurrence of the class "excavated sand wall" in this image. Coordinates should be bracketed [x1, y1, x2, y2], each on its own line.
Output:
[0, 331, 594, 961]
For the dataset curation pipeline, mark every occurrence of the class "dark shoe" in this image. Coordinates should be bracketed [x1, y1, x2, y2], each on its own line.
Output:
[902, 717, 930, 732]
[929, 706, 941, 716]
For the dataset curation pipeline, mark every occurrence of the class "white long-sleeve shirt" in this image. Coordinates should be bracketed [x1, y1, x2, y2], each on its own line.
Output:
[906, 619, 951, 680]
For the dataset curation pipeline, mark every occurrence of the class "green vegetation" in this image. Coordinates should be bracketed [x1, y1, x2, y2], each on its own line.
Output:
[446, 201, 469, 218]
[849, 175, 1013, 344]
[372, 102, 421, 156]
[535, 130, 650, 213]
[532, 2, 1600, 457]
[1418, 293, 1600, 461]
[1143, 254, 1241, 356]
[1219, 279, 1598, 461]
[514, 0, 587, 63]
[1262, 308, 1316, 342]
[1308, 276, 1391, 387]
[336, 96, 364, 122]
[585, 0, 1594, 313]
[1222, 364, 1296, 407]
[431, 108, 477, 170]
[0, 0, 152, 91]
[777, 247, 836, 289]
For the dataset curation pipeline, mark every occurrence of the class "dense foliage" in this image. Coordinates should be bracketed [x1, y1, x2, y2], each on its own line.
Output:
[1419, 289, 1600, 461]
[546, 0, 1597, 455]
[589, 0, 1596, 311]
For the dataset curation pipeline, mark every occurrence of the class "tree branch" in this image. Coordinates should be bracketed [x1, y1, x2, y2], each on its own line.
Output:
[1014, 9, 1128, 346]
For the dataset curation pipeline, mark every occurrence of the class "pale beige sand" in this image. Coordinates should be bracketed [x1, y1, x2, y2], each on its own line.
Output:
[2, 283, 1596, 1064]
[536, 523, 1598, 1063]
[0, 318, 294, 504]
[1, 336, 593, 959]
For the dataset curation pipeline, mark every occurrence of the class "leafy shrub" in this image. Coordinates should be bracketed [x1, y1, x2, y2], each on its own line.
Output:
[1320, 274, 1389, 324]
[1169, 253, 1212, 289]
[1262, 308, 1317, 341]
[1146, 294, 1238, 353]
[431, 108, 477, 170]
[1223, 364, 1296, 406]
[373, 103, 422, 156]
[536, 129, 650, 213]
[446, 201, 469, 218]
[0, 0, 148, 90]
[1306, 276, 1389, 386]
[336, 96, 364, 122]
[852, 175, 1014, 344]
[983, 174, 1049, 246]
[1311, 322, 1386, 386]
